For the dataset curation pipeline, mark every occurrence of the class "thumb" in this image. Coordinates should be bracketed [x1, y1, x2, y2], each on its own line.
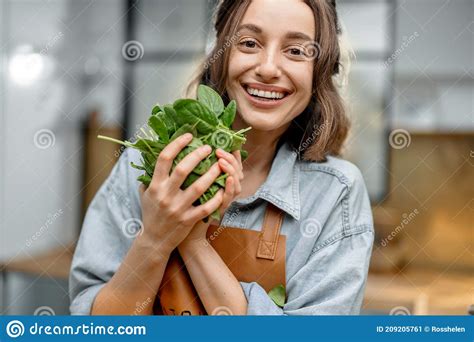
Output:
[138, 183, 146, 199]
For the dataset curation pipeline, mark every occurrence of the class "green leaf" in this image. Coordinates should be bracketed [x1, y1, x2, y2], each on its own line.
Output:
[98, 83, 252, 222]
[230, 134, 246, 151]
[170, 124, 197, 141]
[182, 172, 200, 188]
[130, 139, 165, 155]
[130, 162, 146, 171]
[214, 173, 227, 187]
[158, 110, 177, 136]
[209, 129, 234, 152]
[148, 115, 169, 143]
[268, 284, 286, 308]
[209, 210, 221, 221]
[151, 103, 162, 115]
[173, 99, 218, 134]
[197, 84, 224, 117]
[137, 174, 152, 186]
[221, 100, 236, 127]
[140, 154, 156, 176]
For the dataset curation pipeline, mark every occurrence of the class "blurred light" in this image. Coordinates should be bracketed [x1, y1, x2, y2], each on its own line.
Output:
[9, 46, 45, 86]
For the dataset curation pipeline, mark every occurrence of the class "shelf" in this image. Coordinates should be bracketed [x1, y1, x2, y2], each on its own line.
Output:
[0, 244, 75, 280]
[363, 269, 474, 315]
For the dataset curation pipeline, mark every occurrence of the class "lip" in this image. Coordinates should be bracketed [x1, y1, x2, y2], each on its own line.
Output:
[240, 83, 292, 109]
[244, 82, 292, 94]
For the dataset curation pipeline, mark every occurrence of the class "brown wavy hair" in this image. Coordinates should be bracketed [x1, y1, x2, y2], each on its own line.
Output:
[187, 0, 350, 162]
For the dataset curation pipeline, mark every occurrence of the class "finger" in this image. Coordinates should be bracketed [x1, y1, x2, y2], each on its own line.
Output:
[232, 150, 243, 170]
[138, 184, 146, 201]
[232, 150, 244, 180]
[217, 149, 243, 180]
[152, 133, 193, 184]
[221, 176, 235, 213]
[168, 144, 213, 190]
[182, 162, 222, 205]
[219, 158, 242, 194]
[186, 189, 224, 222]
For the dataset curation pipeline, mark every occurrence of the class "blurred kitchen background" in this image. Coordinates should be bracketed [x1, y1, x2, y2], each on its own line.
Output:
[0, 0, 472, 315]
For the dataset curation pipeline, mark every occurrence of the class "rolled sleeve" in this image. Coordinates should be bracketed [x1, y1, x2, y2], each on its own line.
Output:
[69, 284, 106, 315]
[284, 229, 374, 315]
[240, 282, 284, 315]
[240, 228, 373, 315]
[69, 148, 141, 315]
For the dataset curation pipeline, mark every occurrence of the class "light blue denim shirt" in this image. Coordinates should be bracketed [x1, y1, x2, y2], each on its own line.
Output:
[69, 142, 374, 315]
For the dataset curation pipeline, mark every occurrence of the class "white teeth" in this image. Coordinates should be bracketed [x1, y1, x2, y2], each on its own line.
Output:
[246, 86, 285, 99]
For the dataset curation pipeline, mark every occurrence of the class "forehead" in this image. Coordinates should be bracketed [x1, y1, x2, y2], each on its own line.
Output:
[240, 0, 315, 39]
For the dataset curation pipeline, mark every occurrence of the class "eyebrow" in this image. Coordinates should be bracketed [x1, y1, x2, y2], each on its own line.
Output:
[236, 23, 313, 41]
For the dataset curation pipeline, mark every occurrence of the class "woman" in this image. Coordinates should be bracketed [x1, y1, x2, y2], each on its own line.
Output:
[69, 0, 374, 315]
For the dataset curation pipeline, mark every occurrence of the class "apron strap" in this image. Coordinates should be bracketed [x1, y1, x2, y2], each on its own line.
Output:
[256, 203, 284, 260]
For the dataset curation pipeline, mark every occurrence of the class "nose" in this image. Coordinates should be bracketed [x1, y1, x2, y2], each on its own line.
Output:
[255, 48, 282, 81]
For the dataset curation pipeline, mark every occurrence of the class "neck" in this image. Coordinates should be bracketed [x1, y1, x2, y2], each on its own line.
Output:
[233, 115, 285, 174]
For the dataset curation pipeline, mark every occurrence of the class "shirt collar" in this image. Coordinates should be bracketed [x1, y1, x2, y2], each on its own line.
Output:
[234, 142, 301, 220]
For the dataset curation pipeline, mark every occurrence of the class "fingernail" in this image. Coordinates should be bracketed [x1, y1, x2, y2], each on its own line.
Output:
[203, 145, 212, 153]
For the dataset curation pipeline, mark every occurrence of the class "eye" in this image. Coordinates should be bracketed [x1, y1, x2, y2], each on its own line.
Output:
[239, 39, 258, 49]
[289, 47, 304, 56]
[285, 45, 307, 59]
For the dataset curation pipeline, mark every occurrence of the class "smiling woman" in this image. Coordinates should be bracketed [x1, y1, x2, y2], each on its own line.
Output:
[191, 0, 348, 162]
[69, 0, 374, 316]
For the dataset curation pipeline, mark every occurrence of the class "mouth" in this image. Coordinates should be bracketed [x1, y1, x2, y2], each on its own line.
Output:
[240, 83, 292, 108]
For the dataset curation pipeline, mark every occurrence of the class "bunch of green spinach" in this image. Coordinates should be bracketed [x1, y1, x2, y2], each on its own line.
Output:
[98, 85, 251, 221]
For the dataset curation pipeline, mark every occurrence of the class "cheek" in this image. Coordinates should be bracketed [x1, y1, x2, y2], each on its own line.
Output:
[293, 63, 314, 94]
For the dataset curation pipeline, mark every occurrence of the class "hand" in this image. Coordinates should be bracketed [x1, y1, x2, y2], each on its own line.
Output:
[138, 133, 224, 254]
[216, 148, 244, 217]
[179, 149, 244, 248]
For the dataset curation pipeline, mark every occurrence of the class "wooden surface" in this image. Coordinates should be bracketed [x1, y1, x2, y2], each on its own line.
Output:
[363, 269, 474, 315]
[382, 133, 474, 272]
[0, 245, 75, 280]
[1, 245, 472, 315]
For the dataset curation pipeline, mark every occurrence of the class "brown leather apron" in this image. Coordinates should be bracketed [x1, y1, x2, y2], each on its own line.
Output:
[154, 203, 286, 315]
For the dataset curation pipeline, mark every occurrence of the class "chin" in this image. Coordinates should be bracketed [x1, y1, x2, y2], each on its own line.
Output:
[237, 108, 285, 132]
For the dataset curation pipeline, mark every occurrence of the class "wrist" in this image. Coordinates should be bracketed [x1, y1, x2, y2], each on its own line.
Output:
[178, 237, 209, 257]
[135, 231, 174, 260]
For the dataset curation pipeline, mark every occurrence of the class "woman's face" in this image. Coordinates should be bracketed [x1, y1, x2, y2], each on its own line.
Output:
[226, 0, 315, 132]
